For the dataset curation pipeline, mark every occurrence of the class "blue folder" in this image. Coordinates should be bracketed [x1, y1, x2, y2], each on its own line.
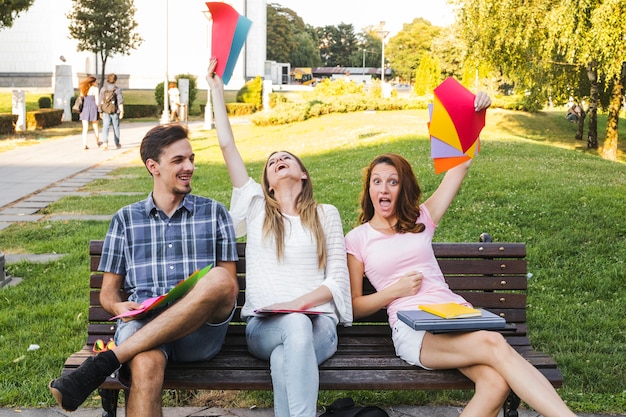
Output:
[397, 308, 506, 333]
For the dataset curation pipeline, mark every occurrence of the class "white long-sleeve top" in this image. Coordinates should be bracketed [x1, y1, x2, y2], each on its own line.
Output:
[230, 178, 352, 326]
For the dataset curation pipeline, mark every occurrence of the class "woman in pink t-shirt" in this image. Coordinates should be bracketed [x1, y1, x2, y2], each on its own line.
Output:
[346, 95, 577, 417]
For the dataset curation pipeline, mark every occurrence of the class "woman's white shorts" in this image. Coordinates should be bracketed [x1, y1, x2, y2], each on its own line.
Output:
[392, 319, 434, 370]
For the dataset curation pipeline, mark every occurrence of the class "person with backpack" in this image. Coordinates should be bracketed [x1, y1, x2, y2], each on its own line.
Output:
[99, 73, 124, 150]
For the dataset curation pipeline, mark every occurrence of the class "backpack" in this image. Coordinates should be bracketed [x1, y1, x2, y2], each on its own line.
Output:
[101, 87, 118, 114]
[320, 398, 389, 417]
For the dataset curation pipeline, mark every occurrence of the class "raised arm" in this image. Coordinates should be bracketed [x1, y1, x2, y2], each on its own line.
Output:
[424, 92, 491, 224]
[206, 58, 249, 188]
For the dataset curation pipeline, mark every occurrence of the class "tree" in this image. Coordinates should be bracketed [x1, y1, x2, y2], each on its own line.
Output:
[290, 31, 322, 67]
[266, 3, 321, 67]
[0, 0, 34, 30]
[430, 26, 465, 79]
[266, 3, 298, 63]
[587, 0, 626, 160]
[347, 28, 382, 69]
[413, 52, 442, 95]
[317, 23, 358, 67]
[386, 18, 441, 83]
[67, 0, 143, 86]
[455, 0, 624, 160]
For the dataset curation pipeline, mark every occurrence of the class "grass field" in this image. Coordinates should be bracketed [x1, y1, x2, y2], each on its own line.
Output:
[0, 106, 625, 413]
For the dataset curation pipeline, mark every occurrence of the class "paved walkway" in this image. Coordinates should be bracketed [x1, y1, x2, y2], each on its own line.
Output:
[0, 121, 161, 232]
[0, 121, 622, 417]
[1, 405, 612, 417]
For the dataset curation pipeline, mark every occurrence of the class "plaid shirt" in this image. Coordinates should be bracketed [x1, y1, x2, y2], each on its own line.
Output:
[98, 193, 238, 303]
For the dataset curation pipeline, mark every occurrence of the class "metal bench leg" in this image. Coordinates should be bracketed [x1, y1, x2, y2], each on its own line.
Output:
[503, 391, 521, 417]
[99, 388, 118, 417]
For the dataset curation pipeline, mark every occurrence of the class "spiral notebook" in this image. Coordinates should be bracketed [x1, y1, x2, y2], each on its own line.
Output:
[397, 308, 506, 333]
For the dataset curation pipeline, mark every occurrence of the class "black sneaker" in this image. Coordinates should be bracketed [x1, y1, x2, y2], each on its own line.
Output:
[49, 351, 119, 411]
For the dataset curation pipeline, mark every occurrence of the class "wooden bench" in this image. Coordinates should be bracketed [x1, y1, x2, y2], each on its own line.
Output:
[60, 236, 563, 417]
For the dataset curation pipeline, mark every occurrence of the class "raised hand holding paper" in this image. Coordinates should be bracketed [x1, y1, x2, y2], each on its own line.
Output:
[427, 77, 486, 174]
[205, 2, 252, 85]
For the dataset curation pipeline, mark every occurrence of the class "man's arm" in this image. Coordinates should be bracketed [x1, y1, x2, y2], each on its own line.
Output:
[100, 272, 141, 317]
[216, 260, 237, 284]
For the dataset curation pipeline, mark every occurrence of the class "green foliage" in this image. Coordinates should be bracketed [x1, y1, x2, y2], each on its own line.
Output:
[0, 114, 18, 134]
[266, 3, 303, 63]
[290, 31, 322, 67]
[37, 96, 52, 109]
[225, 103, 256, 116]
[413, 52, 442, 95]
[0, 0, 34, 29]
[154, 81, 166, 109]
[251, 79, 429, 126]
[25, 109, 63, 129]
[317, 23, 359, 67]
[123, 104, 160, 119]
[236, 76, 263, 110]
[67, 0, 143, 86]
[386, 18, 441, 83]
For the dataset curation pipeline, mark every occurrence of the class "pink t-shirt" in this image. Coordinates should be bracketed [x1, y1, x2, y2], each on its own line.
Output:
[345, 205, 470, 327]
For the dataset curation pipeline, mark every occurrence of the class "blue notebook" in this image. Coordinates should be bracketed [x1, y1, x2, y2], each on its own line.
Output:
[397, 308, 506, 333]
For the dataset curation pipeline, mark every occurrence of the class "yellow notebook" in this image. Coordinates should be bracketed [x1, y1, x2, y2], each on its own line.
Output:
[418, 303, 482, 319]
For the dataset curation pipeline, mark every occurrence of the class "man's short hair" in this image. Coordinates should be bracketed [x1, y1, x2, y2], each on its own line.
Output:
[107, 74, 118, 84]
[140, 124, 190, 168]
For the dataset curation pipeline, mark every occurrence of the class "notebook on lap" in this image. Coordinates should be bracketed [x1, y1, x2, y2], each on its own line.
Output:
[397, 308, 506, 333]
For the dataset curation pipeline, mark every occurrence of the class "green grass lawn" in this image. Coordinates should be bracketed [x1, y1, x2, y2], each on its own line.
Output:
[0, 108, 625, 412]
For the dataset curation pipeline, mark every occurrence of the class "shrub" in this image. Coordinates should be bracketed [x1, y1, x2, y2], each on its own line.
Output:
[154, 81, 166, 109]
[250, 78, 432, 126]
[236, 76, 263, 110]
[226, 103, 256, 116]
[0, 113, 19, 134]
[25, 109, 63, 129]
[38, 96, 52, 108]
[123, 104, 160, 118]
[154, 75, 199, 115]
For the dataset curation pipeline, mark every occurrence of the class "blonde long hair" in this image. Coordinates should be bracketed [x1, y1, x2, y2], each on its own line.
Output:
[261, 151, 326, 269]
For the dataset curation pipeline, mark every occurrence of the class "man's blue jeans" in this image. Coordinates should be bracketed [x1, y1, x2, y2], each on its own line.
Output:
[101, 112, 120, 146]
[246, 313, 338, 417]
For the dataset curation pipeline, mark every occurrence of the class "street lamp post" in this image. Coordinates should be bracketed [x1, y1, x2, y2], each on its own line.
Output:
[362, 48, 367, 80]
[376, 22, 389, 84]
[160, 0, 170, 124]
[202, 10, 214, 130]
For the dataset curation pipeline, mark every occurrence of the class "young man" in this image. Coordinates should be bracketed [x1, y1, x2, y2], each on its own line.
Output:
[99, 73, 124, 150]
[49, 124, 239, 417]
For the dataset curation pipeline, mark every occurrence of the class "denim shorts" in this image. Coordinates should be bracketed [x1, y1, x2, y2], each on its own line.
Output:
[114, 302, 235, 362]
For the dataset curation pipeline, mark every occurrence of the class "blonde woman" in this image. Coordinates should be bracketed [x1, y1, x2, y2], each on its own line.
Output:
[207, 57, 352, 417]
[79, 76, 101, 149]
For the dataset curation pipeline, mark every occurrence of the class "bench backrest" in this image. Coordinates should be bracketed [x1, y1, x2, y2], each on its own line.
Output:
[87, 240, 528, 346]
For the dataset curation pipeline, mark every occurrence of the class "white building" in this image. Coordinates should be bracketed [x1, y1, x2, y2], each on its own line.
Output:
[0, 0, 266, 90]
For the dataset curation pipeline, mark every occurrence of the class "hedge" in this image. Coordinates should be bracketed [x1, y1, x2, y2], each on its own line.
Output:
[0, 114, 19, 134]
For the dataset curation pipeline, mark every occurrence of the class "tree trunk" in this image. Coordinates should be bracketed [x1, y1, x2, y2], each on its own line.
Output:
[575, 108, 586, 140]
[601, 62, 626, 161]
[587, 62, 599, 149]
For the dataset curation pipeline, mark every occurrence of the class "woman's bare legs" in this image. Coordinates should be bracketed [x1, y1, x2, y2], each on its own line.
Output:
[92, 121, 101, 146]
[457, 364, 509, 417]
[81, 120, 89, 149]
[421, 330, 577, 417]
